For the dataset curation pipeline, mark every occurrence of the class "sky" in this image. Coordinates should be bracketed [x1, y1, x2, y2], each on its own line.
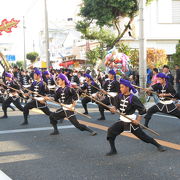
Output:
[0, 0, 81, 59]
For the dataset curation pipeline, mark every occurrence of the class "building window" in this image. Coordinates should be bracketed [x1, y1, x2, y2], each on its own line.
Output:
[172, 0, 180, 23]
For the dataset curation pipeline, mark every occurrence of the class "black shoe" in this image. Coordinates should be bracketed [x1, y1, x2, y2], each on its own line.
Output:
[50, 130, 59, 135]
[97, 117, 105, 120]
[157, 145, 166, 152]
[91, 131, 97, 136]
[21, 121, 28, 125]
[0, 115, 8, 119]
[83, 112, 88, 115]
[106, 150, 117, 156]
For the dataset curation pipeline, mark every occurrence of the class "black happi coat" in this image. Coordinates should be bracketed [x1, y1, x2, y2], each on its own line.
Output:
[54, 86, 78, 104]
[2, 80, 23, 101]
[70, 75, 80, 85]
[13, 71, 21, 81]
[151, 83, 177, 112]
[103, 80, 120, 93]
[113, 93, 146, 116]
[81, 81, 99, 95]
[4, 80, 21, 93]
[43, 77, 55, 86]
[20, 75, 30, 86]
[30, 80, 48, 96]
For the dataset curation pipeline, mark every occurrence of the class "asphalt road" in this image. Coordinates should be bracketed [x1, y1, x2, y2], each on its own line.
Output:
[0, 102, 180, 180]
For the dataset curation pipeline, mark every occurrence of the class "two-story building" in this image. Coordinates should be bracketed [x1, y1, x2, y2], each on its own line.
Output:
[123, 0, 180, 60]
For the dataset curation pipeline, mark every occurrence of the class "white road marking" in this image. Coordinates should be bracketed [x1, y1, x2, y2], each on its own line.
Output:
[0, 154, 42, 164]
[0, 125, 75, 135]
[0, 170, 12, 180]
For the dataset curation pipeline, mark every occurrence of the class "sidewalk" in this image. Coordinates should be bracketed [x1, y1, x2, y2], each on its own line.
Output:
[144, 100, 156, 109]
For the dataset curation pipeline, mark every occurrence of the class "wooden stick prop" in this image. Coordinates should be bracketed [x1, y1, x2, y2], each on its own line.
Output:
[83, 92, 160, 136]
[22, 86, 91, 119]
[11, 78, 91, 119]
[0, 82, 28, 100]
[0, 82, 73, 121]
[132, 84, 159, 95]
[132, 84, 176, 100]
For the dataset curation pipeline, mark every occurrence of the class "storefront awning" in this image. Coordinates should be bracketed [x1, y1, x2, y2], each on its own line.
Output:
[59, 61, 74, 67]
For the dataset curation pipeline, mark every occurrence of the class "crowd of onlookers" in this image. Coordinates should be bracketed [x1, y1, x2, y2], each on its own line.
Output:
[1, 63, 180, 100]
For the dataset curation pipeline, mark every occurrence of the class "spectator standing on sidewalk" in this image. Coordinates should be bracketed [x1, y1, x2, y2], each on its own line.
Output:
[162, 65, 174, 86]
[146, 68, 159, 104]
[175, 64, 180, 98]
[147, 68, 153, 87]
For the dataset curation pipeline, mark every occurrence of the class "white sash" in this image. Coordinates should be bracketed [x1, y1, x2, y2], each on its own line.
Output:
[62, 104, 74, 111]
[48, 85, 56, 89]
[120, 114, 136, 123]
[23, 85, 31, 88]
[159, 100, 173, 105]
[108, 92, 117, 97]
[34, 97, 45, 101]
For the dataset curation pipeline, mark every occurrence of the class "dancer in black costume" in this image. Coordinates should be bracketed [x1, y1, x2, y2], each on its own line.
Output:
[144, 73, 180, 128]
[81, 73, 99, 115]
[0, 72, 24, 119]
[106, 79, 166, 156]
[21, 69, 51, 125]
[97, 70, 120, 120]
[47, 73, 97, 136]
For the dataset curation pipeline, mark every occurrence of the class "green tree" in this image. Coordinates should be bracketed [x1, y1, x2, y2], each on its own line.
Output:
[172, 40, 180, 66]
[76, 0, 154, 49]
[16, 61, 24, 69]
[11, 61, 24, 69]
[26, 52, 39, 64]
[86, 46, 106, 65]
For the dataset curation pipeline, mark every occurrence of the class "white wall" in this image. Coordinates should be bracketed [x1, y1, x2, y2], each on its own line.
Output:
[123, 0, 180, 54]
[145, 0, 180, 39]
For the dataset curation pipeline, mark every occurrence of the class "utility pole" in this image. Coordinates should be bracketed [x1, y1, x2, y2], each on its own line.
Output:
[33, 40, 35, 52]
[23, 16, 26, 70]
[139, 0, 147, 89]
[85, 40, 90, 68]
[44, 0, 50, 70]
